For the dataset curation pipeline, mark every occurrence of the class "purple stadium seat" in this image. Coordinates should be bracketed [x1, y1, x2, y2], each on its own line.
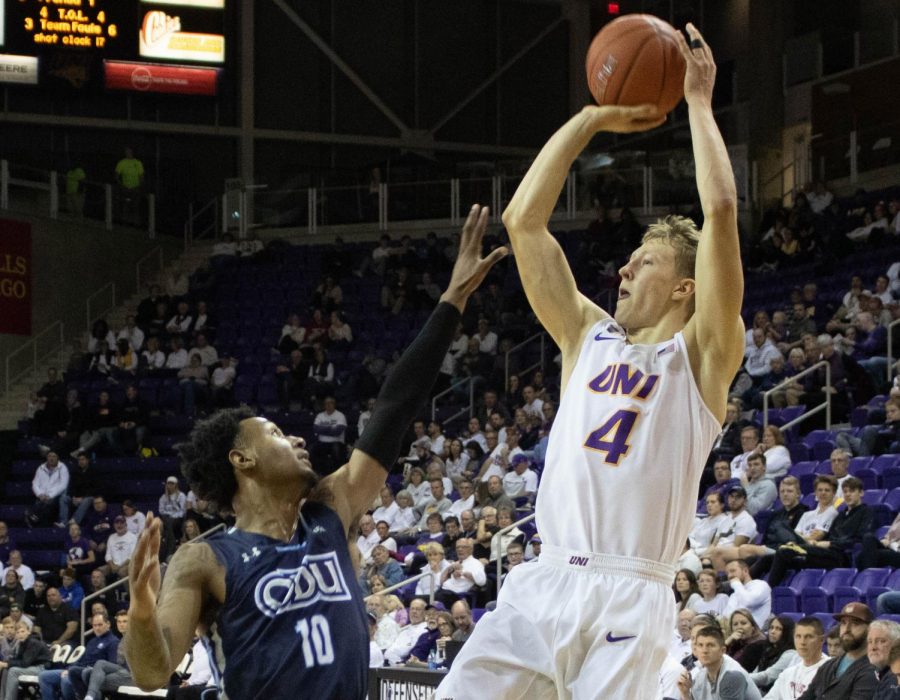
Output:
[882, 468, 900, 492]
[879, 614, 900, 625]
[850, 407, 869, 428]
[801, 568, 857, 614]
[790, 461, 818, 477]
[873, 455, 900, 473]
[863, 489, 887, 506]
[849, 457, 874, 474]
[800, 494, 817, 509]
[772, 569, 826, 613]
[803, 430, 833, 448]
[883, 488, 900, 514]
[855, 469, 880, 491]
[812, 612, 838, 633]
[780, 612, 804, 624]
[472, 608, 487, 623]
[833, 568, 891, 612]
[812, 441, 837, 461]
[814, 460, 833, 475]
[788, 443, 811, 463]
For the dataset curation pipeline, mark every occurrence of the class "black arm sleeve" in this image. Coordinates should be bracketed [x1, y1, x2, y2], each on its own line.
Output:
[355, 301, 461, 471]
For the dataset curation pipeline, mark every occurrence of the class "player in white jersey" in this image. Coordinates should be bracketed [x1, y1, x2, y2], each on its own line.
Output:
[435, 24, 745, 700]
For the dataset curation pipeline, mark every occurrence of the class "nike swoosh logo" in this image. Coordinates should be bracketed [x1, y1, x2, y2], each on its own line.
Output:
[606, 632, 637, 643]
[594, 335, 618, 341]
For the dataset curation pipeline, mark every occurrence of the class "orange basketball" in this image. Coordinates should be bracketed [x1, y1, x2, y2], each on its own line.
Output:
[585, 14, 686, 115]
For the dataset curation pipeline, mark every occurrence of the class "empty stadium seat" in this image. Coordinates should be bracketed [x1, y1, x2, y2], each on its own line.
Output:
[833, 568, 891, 612]
[772, 569, 826, 613]
[801, 568, 858, 613]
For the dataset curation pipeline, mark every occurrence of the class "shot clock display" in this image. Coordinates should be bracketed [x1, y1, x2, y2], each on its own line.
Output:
[0, 0, 226, 93]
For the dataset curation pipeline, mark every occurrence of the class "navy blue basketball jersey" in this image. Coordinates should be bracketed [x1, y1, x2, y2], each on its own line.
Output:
[203, 500, 368, 700]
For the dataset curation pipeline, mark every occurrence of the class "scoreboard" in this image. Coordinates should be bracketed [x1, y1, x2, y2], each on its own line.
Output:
[0, 0, 226, 94]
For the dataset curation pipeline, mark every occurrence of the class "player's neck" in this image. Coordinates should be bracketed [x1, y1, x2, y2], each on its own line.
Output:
[625, 311, 688, 345]
[233, 485, 303, 542]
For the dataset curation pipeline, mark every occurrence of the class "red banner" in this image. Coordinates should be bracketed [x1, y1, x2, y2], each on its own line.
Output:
[104, 60, 220, 96]
[0, 219, 32, 336]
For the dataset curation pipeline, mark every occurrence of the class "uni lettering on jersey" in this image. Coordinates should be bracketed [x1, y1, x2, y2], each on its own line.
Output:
[254, 551, 352, 618]
[587, 363, 660, 400]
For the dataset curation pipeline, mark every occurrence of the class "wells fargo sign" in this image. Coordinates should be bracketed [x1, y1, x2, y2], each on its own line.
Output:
[0, 219, 32, 335]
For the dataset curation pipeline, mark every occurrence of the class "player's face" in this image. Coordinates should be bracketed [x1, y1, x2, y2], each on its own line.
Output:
[615, 241, 688, 332]
[239, 418, 318, 495]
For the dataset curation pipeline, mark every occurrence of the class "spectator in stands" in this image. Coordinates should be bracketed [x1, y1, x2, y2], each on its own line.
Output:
[710, 402, 746, 464]
[0, 621, 51, 700]
[312, 396, 347, 475]
[442, 517, 462, 561]
[34, 586, 77, 645]
[0, 527, 13, 571]
[383, 598, 428, 666]
[416, 543, 450, 598]
[366, 595, 400, 652]
[83, 496, 114, 557]
[140, 336, 166, 373]
[406, 607, 453, 667]
[692, 569, 728, 617]
[426, 421, 447, 458]
[372, 488, 399, 530]
[158, 477, 186, 559]
[85, 570, 114, 619]
[275, 349, 309, 410]
[117, 384, 148, 455]
[277, 313, 306, 355]
[177, 353, 209, 417]
[705, 488, 758, 569]
[0, 572, 24, 620]
[716, 476, 804, 572]
[165, 337, 189, 371]
[192, 301, 213, 335]
[757, 426, 792, 479]
[793, 475, 839, 546]
[444, 440, 470, 486]
[472, 318, 498, 356]
[797, 602, 877, 699]
[391, 491, 418, 533]
[0, 553, 33, 593]
[361, 545, 403, 595]
[731, 426, 761, 479]
[188, 333, 218, 369]
[855, 311, 889, 388]
[502, 454, 538, 503]
[739, 454, 777, 515]
[327, 311, 353, 349]
[867, 620, 900, 697]
[417, 480, 452, 529]
[450, 599, 474, 642]
[828, 449, 852, 500]
[768, 476, 872, 586]
[0, 618, 15, 660]
[31, 368, 68, 438]
[825, 626, 842, 659]
[679, 625, 759, 699]
[357, 515, 379, 565]
[859, 507, 900, 570]
[110, 338, 139, 381]
[63, 452, 99, 526]
[102, 515, 136, 581]
[723, 559, 771, 629]
[306, 347, 336, 406]
[489, 507, 524, 564]
[724, 608, 768, 673]
[166, 301, 193, 337]
[79, 391, 120, 456]
[674, 570, 701, 613]
[22, 579, 46, 619]
[703, 459, 737, 500]
[26, 451, 69, 529]
[39, 610, 118, 700]
[841, 398, 900, 457]
[58, 568, 84, 611]
[437, 538, 485, 607]
[763, 617, 826, 699]
[375, 520, 397, 555]
[304, 309, 329, 348]
[209, 356, 237, 409]
[404, 467, 431, 510]
[447, 479, 476, 521]
[136, 284, 168, 326]
[87, 341, 113, 378]
[744, 327, 783, 384]
[64, 522, 95, 580]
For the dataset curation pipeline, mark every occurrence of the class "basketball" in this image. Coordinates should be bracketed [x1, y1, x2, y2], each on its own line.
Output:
[585, 14, 686, 115]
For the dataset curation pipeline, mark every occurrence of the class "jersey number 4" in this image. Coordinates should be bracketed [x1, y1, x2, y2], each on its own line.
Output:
[583, 409, 639, 465]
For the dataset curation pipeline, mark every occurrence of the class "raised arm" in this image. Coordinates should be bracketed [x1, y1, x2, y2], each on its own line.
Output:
[677, 24, 746, 421]
[125, 513, 223, 691]
[323, 206, 507, 531]
[502, 105, 664, 368]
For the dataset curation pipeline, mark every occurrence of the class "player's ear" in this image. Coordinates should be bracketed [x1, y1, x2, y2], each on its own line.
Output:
[672, 277, 696, 301]
[229, 444, 256, 473]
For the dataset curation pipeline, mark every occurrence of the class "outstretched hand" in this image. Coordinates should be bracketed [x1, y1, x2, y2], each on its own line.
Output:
[129, 512, 162, 621]
[440, 205, 508, 312]
[674, 22, 716, 106]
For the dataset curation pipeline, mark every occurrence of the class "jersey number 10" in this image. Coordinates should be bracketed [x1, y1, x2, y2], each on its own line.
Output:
[583, 409, 639, 465]
[296, 615, 335, 667]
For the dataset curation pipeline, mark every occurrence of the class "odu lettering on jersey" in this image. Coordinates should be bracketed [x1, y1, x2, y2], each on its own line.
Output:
[254, 551, 352, 618]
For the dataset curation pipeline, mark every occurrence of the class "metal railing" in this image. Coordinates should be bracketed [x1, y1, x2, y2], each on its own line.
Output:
[887, 318, 900, 386]
[136, 247, 164, 295]
[494, 512, 536, 598]
[505, 332, 546, 393]
[79, 522, 227, 645]
[762, 360, 831, 432]
[3, 321, 65, 394]
[85, 282, 117, 333]
[363, 568, 437, 605]
[184, 196, 220, 250]
[431, 377, 476, 427]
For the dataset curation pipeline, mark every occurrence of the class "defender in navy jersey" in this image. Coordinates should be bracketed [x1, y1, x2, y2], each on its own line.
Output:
[123, 205, 507, 700]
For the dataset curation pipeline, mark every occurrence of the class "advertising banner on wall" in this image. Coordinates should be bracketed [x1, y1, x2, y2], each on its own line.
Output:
[139, 9, 225, 64]
[104, 60, 219, 95]
[0, 54, 39, 85]
[0, 219, 32, 336]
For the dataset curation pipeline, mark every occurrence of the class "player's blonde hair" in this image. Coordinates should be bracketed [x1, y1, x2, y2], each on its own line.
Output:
[643, 215, 700, 280]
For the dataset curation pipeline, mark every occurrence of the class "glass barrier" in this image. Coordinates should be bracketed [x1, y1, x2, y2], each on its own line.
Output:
[578, 165, 646, 212]
[251, 188, 310, 229]
[821, 29, 855, 76]
[318, 184, 373, 226]
[811, 132, 851, 183]
[857, 119, 900, 175]
[650, 161, 698, 210]
[858, 23, 897, 65]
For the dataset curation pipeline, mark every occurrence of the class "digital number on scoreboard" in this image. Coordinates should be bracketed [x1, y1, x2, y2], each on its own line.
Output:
[10, 0, 126, 52]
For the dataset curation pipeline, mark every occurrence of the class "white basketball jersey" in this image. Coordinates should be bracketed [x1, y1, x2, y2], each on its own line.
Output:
[536, 318, 720, 565]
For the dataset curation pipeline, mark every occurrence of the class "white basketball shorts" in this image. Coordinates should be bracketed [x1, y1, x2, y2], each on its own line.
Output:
[433, 544, 675, 700]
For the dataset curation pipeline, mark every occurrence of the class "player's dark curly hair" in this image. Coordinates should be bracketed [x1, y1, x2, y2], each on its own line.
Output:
[176, 406, 256, 509]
